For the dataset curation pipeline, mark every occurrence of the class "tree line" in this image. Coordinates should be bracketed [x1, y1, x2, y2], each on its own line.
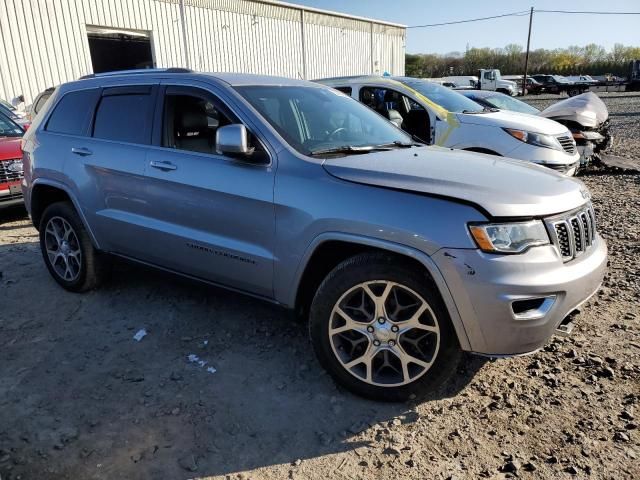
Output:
[406, 43, 640, 78]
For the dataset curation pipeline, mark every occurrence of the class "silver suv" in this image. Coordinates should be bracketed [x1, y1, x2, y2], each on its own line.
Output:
[22, 70, 607, 401]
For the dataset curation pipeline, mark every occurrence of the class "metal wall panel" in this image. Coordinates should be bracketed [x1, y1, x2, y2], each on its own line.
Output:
[0, 0, 406, 104]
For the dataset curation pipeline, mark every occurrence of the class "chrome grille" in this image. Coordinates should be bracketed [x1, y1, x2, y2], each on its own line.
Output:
[557, 135, 577, 154]
[547, 204, 597, 262]
[0, 159, 23, 183]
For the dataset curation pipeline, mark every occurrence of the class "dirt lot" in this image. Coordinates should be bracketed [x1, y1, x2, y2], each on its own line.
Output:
[1, 93, 639, 480]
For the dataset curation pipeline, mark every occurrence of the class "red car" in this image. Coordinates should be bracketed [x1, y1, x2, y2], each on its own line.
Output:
[0, 112, 24, 207]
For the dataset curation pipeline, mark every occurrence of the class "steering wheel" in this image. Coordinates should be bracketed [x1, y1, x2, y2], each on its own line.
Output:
[327, 127, 347, 140]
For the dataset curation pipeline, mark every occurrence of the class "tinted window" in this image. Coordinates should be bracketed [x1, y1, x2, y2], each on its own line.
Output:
[334, 86, 352, 95]
[93, 93, 152, 144]
[46, 89, 99, 135]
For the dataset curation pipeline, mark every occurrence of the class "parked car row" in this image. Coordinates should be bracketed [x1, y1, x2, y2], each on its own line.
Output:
[319, 75, 580, 175]
[18, 69, 607, 401]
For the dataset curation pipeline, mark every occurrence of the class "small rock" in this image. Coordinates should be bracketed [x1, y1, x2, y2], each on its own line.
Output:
[292, 459, 302, 467]
[614, 431, 630, 443]
[565, 465, 579, 475]
[523, 461, 537, 472]
[501, 460, 521, 473]
[170, 371, 183, 381]
[178, 454, 198, 472]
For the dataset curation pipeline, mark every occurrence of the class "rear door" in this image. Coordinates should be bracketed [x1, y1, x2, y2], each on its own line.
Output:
[142, 82, 276, 297]
[62, 84, 159, 257]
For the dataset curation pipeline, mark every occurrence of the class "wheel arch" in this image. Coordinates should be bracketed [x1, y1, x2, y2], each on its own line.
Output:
[30, 179, 100, 249]
[288, 233, 472, 351]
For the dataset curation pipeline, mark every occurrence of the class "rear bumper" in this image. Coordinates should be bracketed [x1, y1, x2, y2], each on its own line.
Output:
[433, 236, 607, 355]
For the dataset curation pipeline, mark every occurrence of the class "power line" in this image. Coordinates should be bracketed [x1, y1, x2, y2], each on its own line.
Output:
[407, 9, 640, 29]
[407, 11, 529, 29]
[536, 10, 640, 15]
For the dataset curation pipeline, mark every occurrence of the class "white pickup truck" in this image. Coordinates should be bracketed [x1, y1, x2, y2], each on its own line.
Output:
[476, 69, 519, 96]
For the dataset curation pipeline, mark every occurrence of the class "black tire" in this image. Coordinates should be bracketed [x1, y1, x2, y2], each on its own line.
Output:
[309, 252, 461, 402]
[39, 201, 105, 292]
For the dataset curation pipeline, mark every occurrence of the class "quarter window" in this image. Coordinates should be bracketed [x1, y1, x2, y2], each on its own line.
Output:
[46, 89, 100, 136]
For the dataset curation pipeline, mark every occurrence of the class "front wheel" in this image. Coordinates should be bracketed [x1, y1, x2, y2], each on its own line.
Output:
[309, 253, 461, 402]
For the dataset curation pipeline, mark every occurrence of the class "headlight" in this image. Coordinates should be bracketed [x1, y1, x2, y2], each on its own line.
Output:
[504, 128, 563, 151]
[469, 220, 550, 253]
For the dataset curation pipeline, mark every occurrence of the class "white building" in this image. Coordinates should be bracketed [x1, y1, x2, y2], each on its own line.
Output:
[0, 0, 406, 104]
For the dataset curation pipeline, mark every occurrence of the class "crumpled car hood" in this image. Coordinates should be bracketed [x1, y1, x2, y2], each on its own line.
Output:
[322, 147, 588, 218]
[539, 92, 608, 128]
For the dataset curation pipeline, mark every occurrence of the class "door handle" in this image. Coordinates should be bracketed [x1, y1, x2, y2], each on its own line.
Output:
[150, 160, 177, 171]
[71, 147, 92, 156]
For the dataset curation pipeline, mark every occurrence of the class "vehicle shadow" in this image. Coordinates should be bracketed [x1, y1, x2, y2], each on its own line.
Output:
[0, 242, 487, 479]
[0, 203, 28, 225]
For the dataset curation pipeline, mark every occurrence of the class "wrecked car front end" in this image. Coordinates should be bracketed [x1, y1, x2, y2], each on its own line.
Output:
[539, 92, 611, 168]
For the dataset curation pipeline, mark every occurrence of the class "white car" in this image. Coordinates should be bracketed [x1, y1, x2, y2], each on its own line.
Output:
[317, 76, 580, 175]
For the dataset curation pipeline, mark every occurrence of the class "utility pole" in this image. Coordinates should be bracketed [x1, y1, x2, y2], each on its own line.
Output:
[522, 7, 534, 95]
[179, 0, 190, 69]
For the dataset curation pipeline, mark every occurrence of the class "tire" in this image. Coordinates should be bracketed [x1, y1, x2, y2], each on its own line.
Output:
[39, 201, 105, 292]
[309, 252, 461, 402]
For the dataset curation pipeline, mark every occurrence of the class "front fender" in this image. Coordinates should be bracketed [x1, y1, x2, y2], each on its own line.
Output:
[282, 232, 472, 351]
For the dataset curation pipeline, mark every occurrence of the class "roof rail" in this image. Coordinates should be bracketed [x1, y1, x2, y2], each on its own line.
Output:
[80, 68, 193, 79]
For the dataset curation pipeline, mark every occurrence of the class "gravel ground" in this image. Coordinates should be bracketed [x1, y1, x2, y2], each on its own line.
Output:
[0, 93, 639, 480]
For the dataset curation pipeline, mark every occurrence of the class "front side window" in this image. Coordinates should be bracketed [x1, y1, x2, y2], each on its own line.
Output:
[236, 85, 413, 155]
[162, 93, 232, 154]
[46, 89, 100, 136]
[93, 91, 153, 144]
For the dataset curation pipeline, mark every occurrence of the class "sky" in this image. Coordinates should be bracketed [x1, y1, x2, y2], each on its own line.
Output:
[291, 0, 640, 54]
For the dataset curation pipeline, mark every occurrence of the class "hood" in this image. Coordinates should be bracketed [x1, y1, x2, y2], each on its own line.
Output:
[0, 137, 22, 160]
[539, 92, 608, 128]
[322, 147, 588, 218]
[457, 109, 569, 135]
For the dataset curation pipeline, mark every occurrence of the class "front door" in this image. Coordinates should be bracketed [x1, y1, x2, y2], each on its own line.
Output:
[142, 84, 275, 298]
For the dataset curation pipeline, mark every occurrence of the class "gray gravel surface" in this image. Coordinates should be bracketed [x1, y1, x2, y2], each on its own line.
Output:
[0, 93, 639, 480]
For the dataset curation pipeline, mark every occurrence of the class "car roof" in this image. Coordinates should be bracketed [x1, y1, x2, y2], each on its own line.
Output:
[66, 69, 318, 90]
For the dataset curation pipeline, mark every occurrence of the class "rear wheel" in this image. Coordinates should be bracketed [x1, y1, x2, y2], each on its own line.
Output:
[309, 253, 461, 402]
[39, 201, 105, 292]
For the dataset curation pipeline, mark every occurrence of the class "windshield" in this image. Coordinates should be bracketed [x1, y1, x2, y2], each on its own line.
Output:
[0, 99, 15, 111]
[553, 75, 569, 83]
[479, 93, 540, 115]
[0, 112, 24, 137]
[395, 78, 484, 113]
[235, 85, 413, 156]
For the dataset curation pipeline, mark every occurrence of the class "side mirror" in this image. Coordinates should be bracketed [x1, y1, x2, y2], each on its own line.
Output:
[216, 124, 254, 156]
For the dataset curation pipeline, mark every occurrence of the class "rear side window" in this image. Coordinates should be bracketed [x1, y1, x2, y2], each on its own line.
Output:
[46, 89, 100, 136]
[93, 89, 153, 144]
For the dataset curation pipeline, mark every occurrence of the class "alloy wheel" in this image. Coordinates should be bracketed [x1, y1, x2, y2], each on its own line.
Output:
[328, 280, 440, 387]
[44, 216, 82, 282]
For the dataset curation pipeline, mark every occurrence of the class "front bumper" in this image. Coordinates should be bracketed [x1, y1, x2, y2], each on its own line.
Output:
[0, 180, 23, 206]
[506, 142, 581, 176]
[433, 235, 607, 355]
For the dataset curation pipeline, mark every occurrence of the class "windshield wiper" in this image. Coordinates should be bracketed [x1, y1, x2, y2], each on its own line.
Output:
[309, 145, 393, 156]
[461, 109, 488, 114]
[374, 140, 422, 149]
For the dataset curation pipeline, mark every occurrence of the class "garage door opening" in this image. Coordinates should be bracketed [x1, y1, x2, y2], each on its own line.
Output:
[87, 26, 154, 74]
